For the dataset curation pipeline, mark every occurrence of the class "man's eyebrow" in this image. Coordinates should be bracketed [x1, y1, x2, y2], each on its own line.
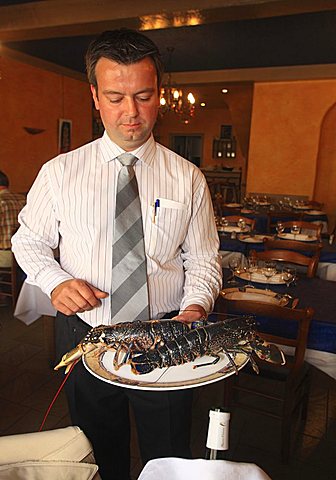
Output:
[103, 88, 155, 95]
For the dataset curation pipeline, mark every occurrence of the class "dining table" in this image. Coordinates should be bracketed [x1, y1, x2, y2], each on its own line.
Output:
[220, 204, 329, 234]
[215, 268, 336, 380]
[218, 234, 336, 281]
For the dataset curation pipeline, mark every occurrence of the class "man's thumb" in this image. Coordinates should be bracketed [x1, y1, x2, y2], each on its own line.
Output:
[91, 286, 109, 299]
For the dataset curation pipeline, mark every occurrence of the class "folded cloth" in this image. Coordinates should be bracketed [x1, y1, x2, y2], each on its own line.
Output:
[0, 426, 100, 480]
[137, 457, 272, 480]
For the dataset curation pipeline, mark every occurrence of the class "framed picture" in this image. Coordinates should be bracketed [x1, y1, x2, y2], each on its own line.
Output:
[220, 124, 232, 139]
[58, 119, 72, 153]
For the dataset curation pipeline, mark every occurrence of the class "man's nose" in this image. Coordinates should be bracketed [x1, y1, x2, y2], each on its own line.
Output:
[124, 97, 138, 117]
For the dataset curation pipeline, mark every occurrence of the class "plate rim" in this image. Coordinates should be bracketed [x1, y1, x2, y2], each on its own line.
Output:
[278, 232, 317, 242]
[236, 270, 286, 284]
[83, 350, 249, 391]
[220, 287, 288, 306]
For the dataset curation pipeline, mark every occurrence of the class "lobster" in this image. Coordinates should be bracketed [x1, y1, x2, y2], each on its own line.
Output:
[54, 319, 189, 373]
[54, 317, 285, 375]
[129, 317, 285, 374]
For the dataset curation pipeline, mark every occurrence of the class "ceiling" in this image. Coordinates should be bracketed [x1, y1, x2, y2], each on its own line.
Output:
[1, 0, 336, 108]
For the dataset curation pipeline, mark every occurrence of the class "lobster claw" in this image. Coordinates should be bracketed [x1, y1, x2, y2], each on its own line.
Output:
[54, 343, 97, 372]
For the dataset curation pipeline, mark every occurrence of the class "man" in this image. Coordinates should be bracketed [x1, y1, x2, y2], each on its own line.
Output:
[0, 171, 25, 304]
[12, 29, 222, 479]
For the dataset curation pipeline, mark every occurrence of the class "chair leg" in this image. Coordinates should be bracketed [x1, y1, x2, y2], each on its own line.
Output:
[301, 372, 312, 422]
[280, 414, 292, 464]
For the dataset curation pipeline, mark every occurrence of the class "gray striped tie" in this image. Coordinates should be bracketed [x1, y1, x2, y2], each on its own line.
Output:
[111, 153, 150, 322]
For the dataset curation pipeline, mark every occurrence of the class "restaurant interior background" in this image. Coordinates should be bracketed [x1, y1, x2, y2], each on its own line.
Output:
[0, 0, 336, 221]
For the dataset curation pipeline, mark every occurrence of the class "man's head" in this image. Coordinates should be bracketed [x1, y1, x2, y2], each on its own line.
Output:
[86, 29, 164, 151]
[86, 29, 163, 94]
[0, 171, 9, 188]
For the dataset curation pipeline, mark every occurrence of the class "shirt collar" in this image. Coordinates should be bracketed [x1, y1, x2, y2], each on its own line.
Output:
[99, 131, 156, 168]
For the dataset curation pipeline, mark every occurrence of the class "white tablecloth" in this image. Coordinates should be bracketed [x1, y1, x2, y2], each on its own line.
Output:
[14, 282, 56, 325]
[137, 458, 271, 480]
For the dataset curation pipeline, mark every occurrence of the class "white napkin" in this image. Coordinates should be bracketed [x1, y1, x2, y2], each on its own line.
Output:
[137, 457, 272, 480]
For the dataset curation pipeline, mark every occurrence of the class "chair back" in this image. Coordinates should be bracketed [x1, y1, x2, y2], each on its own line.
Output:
[281, 221, 323, 239]
[218, 296, 314, 374]
[224, 215, 256, 231]
[250, 247, 319, 278]
[262, 238, 322, 277]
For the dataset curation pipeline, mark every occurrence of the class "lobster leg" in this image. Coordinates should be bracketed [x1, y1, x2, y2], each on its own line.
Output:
[193, 355, 220, 369]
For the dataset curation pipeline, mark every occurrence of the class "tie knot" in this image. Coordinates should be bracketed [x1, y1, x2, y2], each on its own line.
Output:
[117, 153, 137, 167]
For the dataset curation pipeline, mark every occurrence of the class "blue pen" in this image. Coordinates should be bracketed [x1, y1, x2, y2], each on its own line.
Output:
[153, 199, 160, 223]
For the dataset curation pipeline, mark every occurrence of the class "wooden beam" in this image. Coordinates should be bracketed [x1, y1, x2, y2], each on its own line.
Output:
[0, 0, 335, 41]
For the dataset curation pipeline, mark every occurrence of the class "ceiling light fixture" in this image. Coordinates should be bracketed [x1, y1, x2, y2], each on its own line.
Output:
[159, 47, 196, 124]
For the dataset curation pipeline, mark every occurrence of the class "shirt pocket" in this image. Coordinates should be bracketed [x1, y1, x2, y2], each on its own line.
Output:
[147, 198, 189, 262]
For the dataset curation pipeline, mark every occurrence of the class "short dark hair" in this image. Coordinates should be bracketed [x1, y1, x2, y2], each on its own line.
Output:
[0, 171, 9, 187]
[86, 28, 163, 93]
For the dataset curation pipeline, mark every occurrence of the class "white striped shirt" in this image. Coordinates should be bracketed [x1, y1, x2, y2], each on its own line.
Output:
[12, 132, 222, 327]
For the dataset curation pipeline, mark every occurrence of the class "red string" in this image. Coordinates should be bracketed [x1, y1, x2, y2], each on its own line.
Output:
[39, 361, 76, 432]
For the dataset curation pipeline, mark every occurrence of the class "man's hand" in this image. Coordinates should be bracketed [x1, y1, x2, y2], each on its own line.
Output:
[51, 279, 108, 316]
[172, 304, 207, 325]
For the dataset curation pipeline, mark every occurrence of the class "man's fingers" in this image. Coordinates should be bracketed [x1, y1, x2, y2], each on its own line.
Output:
[51, 279, 109, 314]
[91, 286, 109, 299]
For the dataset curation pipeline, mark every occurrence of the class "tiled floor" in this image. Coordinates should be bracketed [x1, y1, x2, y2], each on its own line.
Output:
[0, 304, 335, 479]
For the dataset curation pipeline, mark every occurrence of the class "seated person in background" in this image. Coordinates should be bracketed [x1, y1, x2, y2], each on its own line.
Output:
[0, 171, 26, 304]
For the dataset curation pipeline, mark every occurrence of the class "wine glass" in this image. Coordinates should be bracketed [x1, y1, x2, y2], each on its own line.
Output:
[237, 218, 246, 232]
[281, 267, 296, 288]
[246, 256, 258, 288]
[276, 222, 285, 236]
[291, 223, 300, 239]
[221, 217, 229, 229]
[227, 257, 240, 285]
[262, 261, 277, 290]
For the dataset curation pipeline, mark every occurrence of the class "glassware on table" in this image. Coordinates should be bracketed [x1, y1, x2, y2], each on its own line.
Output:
[227, 257, 240, 285]
[262, 261, 277, 290]
[246, 256, 258, 287]
[221, 217, 229, 229]
[281, 267, 296, 288]
[237, 218, 246, 232]
[291, 223, 300, 239]
[276, 222, 285, 235]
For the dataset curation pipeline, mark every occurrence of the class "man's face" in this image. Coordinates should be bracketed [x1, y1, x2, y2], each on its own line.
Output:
[91, 57, 160, 151]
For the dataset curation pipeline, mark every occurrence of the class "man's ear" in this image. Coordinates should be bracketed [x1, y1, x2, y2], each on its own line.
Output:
[90, 85, 99, 110]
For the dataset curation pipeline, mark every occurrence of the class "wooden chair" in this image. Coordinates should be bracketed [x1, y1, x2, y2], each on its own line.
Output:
[308, 200, 324, 209]
[0, 255, 23, 306]
[250, 240, 321, 277]
[217, 296, 314, 463]
[224, 215, 256, 232]
[280, 221, 323, 240]
[266, 211, 303, 233]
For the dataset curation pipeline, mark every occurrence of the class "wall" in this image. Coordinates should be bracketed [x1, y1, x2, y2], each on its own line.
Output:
[247, 79, 336, 215]
[154, 83, 253, 188]
[0, 56, 92, 193]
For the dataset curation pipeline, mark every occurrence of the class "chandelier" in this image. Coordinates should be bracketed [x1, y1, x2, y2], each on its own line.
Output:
[159, 48, 196, 124]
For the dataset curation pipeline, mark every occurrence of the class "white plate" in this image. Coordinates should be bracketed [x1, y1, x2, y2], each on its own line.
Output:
[83, 349, 249, 391]
[293, 204, 311, 210]
[220, 288, 288, 306]
[305, 210, 325, 216]
[224, 203, 242, 208]
[278, 233, 317, 242]
[238, 234, 271, 244]
[218, 226, 249, 233]
[236, 270, 286, 284]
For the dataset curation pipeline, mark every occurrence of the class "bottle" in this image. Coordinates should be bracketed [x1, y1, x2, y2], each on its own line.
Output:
[205, 407, 231, 460]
